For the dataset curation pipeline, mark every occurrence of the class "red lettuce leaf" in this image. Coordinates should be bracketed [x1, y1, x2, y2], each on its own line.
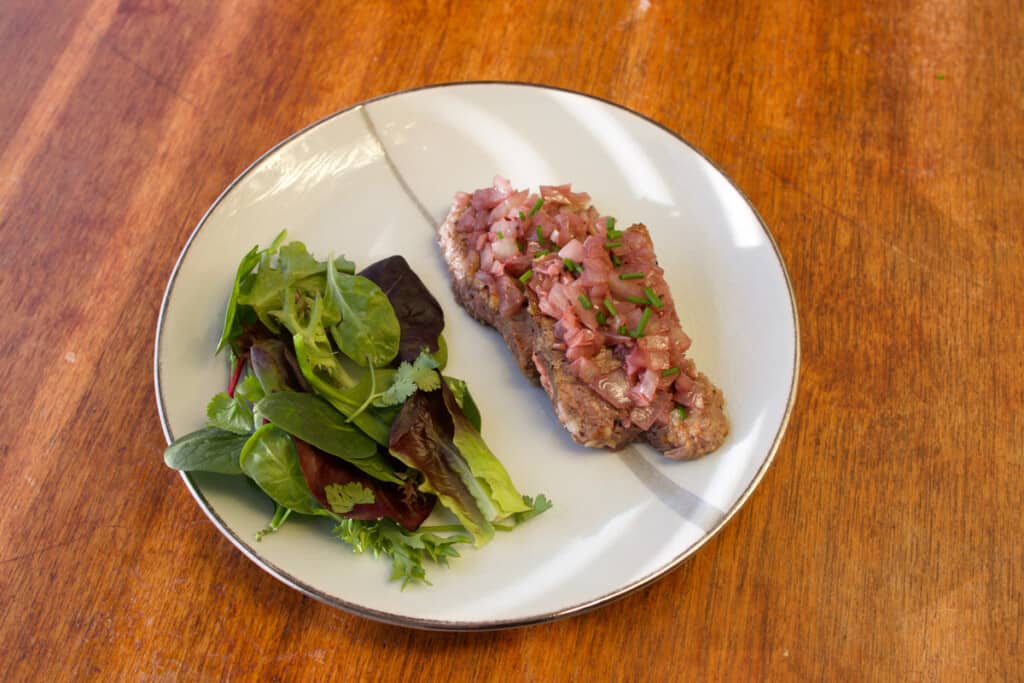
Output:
[294, 438, 435, 531]
[359, 255, 444, 362]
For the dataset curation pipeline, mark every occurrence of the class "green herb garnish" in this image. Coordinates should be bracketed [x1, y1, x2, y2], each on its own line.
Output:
[519, 269, 534, 284]
[529, 198, 544, 216]
[603, 297, 618, 317]
[619, 272, 644, 281]
[631, 307, 652, 338]
[534, 249, 550, 259]
[676, 406, 689, 420]
[563, 258, 581, 274]
[625, 295, 648, 306]
[605, 240, 623, 249]
[496, 231, 504, 240]
[661, 367, 680, 378]
[578, 294, 593, 310]
[644, 286, 663, 308]
[596, 311, 607, 325]
[611, 254, 622, 267]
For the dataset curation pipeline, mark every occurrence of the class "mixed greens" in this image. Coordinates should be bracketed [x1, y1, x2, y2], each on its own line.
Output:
[164, 232, 549, 586]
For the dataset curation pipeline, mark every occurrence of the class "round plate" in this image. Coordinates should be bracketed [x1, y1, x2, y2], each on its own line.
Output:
[154, 82, 798, 630]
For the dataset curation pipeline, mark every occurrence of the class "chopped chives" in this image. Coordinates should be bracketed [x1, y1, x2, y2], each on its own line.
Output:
[529, 197, 544, 216]
[595, 311, 607, 325]
[611, 254, 622, 267]
[605, 240, 623, 249]
[625, 295, 648, 306]
[496, 231, 504, 239]
[534, 249, 550, 259]
[644, 286, 664, 308]
[578, 294, 593, 310]
[618, 324, 629, 335]
[606, 217, 617, 231]
[603, 297, 618, 316]
[518, 211, 527, 221]
[619, 272, 644, 281]
[536, 226, 545, 243]
[661, 367, 680, 377]
[607, 228, 623, 239]
[631, 307, 652, 338]
[519, 269, 533, 284]
[563, 258, 581, 273]
[676, 406, 689, 420]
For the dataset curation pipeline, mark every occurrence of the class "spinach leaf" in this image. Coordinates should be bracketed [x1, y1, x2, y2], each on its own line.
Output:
[325, 257, 400, 367]
[358, 255, 445, 362]
[256, 391, 403, 484]
[164, 427, 248, 474]
[206, 392, 254, 434]
[239, 424, 323, 516]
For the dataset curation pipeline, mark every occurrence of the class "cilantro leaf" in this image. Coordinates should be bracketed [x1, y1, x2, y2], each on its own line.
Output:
[206, 392, 254, 434]
[373, 352, 441, 407]
[324, 482, 376, 514]
[493, 494, 554, 531]
[234, 374, 265, 405]
[513, 494, 553, 524]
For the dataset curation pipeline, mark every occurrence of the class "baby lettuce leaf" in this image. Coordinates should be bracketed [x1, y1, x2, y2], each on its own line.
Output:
[239, 424, 323, 516]
[388, 387, 494, 547]
[250, 338, 313, 395]
[206, 392, 254, 435]
[217, 230, 287, 353]
[164, 427, 248, 475]
[294, 439, 435, 530]
[325, 256, 400, 368]
[358, 255, 445, 362]
[440, 382, 531, 519]
[274, 289, 359, 389]
[256, 391, 403, 484]
[238, 241, 356, 333]
[442, 376, 482, 432]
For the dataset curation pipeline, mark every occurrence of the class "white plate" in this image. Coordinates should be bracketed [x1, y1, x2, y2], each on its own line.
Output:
[154, 82, 798, 630]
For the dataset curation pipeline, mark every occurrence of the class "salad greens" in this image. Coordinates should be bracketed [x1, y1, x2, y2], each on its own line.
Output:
[164, 233, 549, 586]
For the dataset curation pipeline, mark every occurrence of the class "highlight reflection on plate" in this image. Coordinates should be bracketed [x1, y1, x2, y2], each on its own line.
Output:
[154, 82, 798, 630]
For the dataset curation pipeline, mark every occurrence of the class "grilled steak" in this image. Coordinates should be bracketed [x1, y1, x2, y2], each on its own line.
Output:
[438, 177, 728, 459]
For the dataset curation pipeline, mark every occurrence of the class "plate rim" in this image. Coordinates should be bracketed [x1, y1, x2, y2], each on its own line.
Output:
[153, 80, 801, 631]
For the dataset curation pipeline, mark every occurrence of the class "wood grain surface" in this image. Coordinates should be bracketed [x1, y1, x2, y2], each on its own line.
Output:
[2, 0, 1021, 680]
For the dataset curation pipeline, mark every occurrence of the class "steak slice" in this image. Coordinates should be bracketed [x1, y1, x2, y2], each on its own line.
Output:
[438, 180, 728, 459]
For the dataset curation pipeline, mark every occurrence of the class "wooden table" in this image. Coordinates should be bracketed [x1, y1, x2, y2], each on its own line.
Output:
[2, 1, 1020, 679]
